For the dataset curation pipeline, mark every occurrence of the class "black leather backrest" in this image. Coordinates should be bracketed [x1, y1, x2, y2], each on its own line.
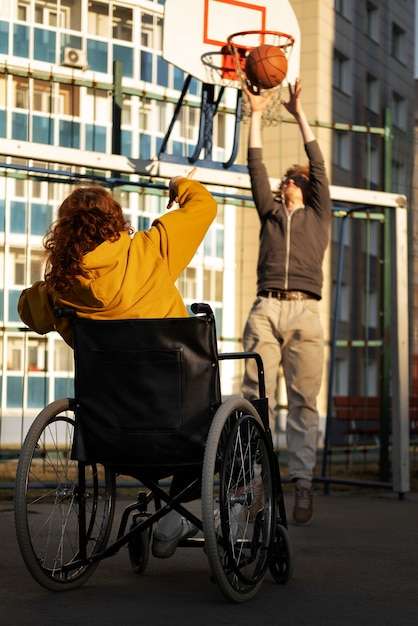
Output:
[72, 313, 221, 468]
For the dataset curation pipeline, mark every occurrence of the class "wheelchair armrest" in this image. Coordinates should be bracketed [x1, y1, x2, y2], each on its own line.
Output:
[191, 302, 214, 316]
[218, 351, 266, 400]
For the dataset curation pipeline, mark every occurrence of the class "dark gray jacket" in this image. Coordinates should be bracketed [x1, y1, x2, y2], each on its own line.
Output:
[248, 140, 331, 299]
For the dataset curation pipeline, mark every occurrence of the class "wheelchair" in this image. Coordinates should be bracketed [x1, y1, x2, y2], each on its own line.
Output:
[14, 303, 294, 603]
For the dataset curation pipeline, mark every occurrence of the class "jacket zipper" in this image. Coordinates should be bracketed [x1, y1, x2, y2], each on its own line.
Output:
[284, 212, 292, 290]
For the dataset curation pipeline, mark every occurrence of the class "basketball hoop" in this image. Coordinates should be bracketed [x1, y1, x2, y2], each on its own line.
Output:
[226, 30, 295, 126]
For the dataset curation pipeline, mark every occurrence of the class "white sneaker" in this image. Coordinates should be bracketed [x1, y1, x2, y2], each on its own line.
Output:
[152, 515, 198, 559]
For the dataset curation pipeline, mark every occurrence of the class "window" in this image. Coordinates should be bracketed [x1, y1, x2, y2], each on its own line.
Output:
[334, 0, 352, 20]
[141, 12, 162, 50]
[361, 359, 377, 395]
[14, 77, 29, 108]
[203, 269, 223, 302]
[17, 2, 30, 22]
[366, 2, 379, 42]
[365, 74, 379, 113]
[178, 267, 197, 300]
[362, 221, 379, 256]
[10, 248, 26, 285]
[392, 159, 407, 194]
[7, 336, 24, 370]
[391, 23, 406, 64]
[392, 23, 406, 63]
[363, 144, 379, 186]
[113, 5, 132, 41]
[88, 1, 109, 37]
[54, 339, 73, 372]
[338, 282, 350, 322]
[333, 50, 351, 94]
[392, 92, 407, 130]
[333, 357, 349, 395]
[35, 1, 61, 27]
[333, 131, 351, 170]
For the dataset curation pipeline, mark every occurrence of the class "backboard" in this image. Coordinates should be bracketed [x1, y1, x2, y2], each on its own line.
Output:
[162, 0, 300, 87]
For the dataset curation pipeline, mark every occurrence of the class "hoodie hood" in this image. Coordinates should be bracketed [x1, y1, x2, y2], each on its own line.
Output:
[72, 233, 131, 308]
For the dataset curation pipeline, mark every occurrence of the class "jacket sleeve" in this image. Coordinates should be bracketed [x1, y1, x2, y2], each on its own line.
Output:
[247, 147, 276, 219]
[147, 178, 217, 280]
[305, 140, 331, 220]
[18, 281, 57, 334]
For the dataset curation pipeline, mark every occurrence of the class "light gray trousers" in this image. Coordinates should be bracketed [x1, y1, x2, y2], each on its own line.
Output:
[242, 295, 324, 482]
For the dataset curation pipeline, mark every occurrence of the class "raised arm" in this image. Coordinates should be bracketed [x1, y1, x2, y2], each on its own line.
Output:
[244, 89, 275, 148]
[280, 77, 315, 144]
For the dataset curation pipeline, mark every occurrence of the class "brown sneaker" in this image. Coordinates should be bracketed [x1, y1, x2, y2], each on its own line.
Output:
[293, 484, 313, 525]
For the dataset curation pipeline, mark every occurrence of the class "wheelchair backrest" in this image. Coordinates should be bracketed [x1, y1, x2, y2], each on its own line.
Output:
[72, 309, 221, 468]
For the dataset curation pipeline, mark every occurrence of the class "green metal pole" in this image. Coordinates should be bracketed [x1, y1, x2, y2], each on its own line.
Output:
[379, 108, 392, 481]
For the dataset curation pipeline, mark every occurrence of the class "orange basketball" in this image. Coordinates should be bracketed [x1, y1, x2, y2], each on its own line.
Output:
[245, 44, 288, 90]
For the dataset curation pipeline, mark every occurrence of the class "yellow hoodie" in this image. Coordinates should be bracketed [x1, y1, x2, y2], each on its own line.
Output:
[18, 178, 217, 346]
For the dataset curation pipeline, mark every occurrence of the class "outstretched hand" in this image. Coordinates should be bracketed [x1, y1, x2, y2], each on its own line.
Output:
[243, 86, 275, 113]
[280, 77, 303, 117]
[167, 168, 196, 209]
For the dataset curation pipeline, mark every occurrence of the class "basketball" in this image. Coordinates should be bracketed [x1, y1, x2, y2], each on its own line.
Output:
[245, 44, 288, 90]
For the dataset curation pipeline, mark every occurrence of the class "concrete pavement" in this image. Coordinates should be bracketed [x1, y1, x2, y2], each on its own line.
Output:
[1, 489, 418, 625]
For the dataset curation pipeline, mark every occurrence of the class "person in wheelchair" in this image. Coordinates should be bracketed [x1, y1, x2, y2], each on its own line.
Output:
[18, 172, 217, 558]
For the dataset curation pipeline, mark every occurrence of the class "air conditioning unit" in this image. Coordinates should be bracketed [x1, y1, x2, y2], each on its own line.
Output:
[63, 47, 86, 69]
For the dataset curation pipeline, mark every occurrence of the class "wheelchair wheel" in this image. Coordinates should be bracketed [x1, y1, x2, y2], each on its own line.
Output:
[269, 523, 295, 584]
[14, 398, 116, 591]
[202, 398, 276, 603]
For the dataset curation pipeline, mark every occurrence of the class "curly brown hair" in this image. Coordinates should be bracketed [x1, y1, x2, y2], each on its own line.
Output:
[44, 186, 133, 294]
[276, 163, 310, 202]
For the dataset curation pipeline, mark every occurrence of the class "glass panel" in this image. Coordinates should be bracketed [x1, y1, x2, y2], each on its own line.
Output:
[55, 377, 74, 398]
[157, 56, 168, 87]
[87, 39, 108, 73]
[113, 44, 133, 77]
[13, 24, 29, 57]
[216, 229, 224, 257]
[31, 202, 52, 235]
[139, 133, 151, 159]
[31, 254, 44, 283]
[88, 1, 109, 36]
[85, 124, 107, 152]
[27, 377, 48, 408]
[121, 129, 132, 157]
[0, 110, 5, 137]
[140, 50, 153, 82]
[12, 112, 28, 140]
[63, 0, 81, 30]
[34, 27, 56, 62]
[174, 67, 184, 90]
[60, 33, 82, 52]
[6, 376, 23, 408]
[0, 21, 9, 54]
[113, 6, 132, 41]
[59, 120, 80, 148]
[10, 201, 26, 233]
[0, 199, 5, 231]
[54, 339, 74, 371]
[32, 115, 53, 144]
[8, 290, 22, 322]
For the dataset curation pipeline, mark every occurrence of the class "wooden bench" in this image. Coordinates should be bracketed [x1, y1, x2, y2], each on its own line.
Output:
[334, 395, 418, 446]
